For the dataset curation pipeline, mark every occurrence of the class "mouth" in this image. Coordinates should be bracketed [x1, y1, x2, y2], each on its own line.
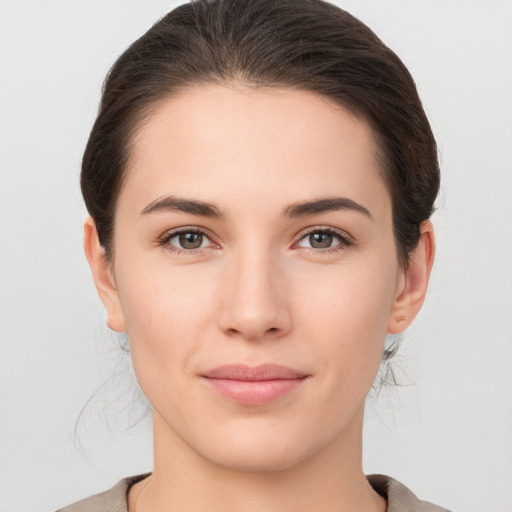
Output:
[200, 364, 310, 406]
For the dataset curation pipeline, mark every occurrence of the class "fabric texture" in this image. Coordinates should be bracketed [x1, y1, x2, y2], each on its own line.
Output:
[57, 473, 451, 511]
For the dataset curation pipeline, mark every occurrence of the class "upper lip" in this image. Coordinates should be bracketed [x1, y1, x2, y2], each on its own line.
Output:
[202, 364, 308, 381]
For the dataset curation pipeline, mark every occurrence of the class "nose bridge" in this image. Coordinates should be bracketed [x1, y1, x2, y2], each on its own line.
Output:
[219, 242, 290, 340]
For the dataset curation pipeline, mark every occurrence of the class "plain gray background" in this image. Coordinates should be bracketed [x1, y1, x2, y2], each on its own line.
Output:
[1, 1, 511, 511]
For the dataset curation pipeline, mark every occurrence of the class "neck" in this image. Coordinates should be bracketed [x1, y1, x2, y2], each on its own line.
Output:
[130, 406, 385, 512]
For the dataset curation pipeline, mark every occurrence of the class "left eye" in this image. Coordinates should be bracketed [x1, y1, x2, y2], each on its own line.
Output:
[297, 230, 344, 249]
[166, 231, 213, 250]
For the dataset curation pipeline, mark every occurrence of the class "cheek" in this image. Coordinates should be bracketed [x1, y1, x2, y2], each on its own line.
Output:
[116, 260, 220, 384]
[294, 251, 398, 336]
[293, 251, 399, 382]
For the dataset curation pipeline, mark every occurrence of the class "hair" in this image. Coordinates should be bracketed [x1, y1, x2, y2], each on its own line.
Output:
[82, 0, 439, 267]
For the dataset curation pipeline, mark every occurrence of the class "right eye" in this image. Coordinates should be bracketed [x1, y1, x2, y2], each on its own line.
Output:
[159, 228, 216, 253]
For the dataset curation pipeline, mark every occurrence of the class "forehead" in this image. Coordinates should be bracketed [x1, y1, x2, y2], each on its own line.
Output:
[122, 84, 389, 215]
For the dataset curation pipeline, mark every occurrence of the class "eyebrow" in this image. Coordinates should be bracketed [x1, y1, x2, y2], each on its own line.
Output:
[140, 196, 224, 218]
[283, 197, 372, 219]
[140, 195, 371, 220]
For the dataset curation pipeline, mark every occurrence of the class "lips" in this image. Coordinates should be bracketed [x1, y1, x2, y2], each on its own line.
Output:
[201, 364, 309, 406]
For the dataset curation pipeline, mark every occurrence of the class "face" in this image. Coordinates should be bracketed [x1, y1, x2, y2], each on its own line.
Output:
[87, 84, 430, 472]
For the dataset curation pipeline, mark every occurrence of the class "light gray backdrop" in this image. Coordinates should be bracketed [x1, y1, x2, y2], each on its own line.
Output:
[1, 1, 511, 511]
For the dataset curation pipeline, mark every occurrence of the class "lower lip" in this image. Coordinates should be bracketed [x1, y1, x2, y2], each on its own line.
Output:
[202, 377, 306, 405]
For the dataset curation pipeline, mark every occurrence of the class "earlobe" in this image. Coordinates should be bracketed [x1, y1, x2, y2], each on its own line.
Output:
[83, 217, 126, 333]
[388, 220, 435, 334]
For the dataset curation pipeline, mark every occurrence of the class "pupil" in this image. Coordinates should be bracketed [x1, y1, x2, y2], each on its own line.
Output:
[179, 232, 202, 249]
[310, 232, 332, 249]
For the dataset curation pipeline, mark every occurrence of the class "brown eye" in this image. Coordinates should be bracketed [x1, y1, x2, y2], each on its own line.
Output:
[164, 230, 213, 251]
[297, 229, 349, 251]
[178, 232, 204, 249]
[309, 232, 333, 249]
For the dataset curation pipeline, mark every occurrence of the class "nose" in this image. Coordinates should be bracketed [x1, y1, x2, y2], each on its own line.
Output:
[217, 248, 292, 342]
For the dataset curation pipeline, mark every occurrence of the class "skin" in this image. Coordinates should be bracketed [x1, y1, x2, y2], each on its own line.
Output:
[85, 84, 435, 512]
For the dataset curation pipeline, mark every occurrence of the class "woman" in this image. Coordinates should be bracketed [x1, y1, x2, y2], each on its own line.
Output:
[59, 0, 448, 510]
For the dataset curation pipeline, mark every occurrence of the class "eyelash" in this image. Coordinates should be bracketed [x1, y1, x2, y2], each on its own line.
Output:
[157, 226, 217, 256]
[157, 226, 353, 256]
[295, 226, 353, 254]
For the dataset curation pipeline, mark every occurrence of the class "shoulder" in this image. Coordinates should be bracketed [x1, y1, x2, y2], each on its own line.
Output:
[56, 474, 149, 512]
[367, 474, 451, 512]
[57, 472, 450, 512]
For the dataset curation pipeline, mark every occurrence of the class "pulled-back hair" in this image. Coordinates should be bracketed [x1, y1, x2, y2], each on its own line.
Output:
[82, 0, 439, 265]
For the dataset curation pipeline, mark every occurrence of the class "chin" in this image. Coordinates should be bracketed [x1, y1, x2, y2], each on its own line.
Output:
[189, 419, 331, 474]
[205, 444, 309, 473]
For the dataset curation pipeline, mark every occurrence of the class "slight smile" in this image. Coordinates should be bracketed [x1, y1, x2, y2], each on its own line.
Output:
[201, 364, 310, 406]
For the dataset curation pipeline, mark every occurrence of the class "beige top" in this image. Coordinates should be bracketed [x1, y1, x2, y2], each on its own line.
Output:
[57, 473, 451, 511]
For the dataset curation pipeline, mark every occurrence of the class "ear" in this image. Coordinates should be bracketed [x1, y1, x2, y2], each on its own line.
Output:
[388, 220, 435, 334]
[83, 217, 126, 333]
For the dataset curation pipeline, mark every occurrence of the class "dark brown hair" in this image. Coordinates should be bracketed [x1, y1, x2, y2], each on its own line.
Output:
[81, 0, 439, 265]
